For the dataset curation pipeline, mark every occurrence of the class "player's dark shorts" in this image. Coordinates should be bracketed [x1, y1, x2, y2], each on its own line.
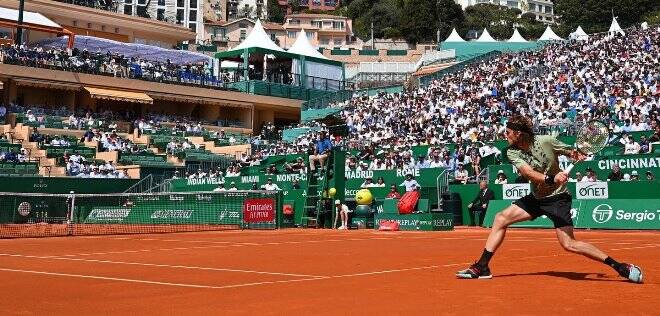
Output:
[513, 192, 573, 228]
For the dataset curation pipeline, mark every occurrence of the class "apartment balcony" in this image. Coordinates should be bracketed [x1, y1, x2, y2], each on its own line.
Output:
[211, 34, 230, 42]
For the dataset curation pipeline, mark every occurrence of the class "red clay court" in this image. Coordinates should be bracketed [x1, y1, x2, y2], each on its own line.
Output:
[0, 228, 658, 315]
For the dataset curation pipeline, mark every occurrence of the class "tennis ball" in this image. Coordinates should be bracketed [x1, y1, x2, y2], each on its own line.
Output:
[355, 189, 373, 205]
[328, 188, 337, 197]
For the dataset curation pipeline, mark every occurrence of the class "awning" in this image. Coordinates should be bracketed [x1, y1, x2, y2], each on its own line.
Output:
[84, 87, 153, 104]
[148, 92, 251, 108]
[14, 78, 80, 90]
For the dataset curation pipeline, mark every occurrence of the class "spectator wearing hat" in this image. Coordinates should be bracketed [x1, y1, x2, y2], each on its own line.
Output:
[607, 164, 624, 181]
[400, 173, 420, 192]
[646, 171, 655, 181]
[292, 179, 301, 189]
[262, 178, 281, 190]
[228, 181, 238, 190]
[494, 170, 508, 184]
[630, 171, 640, 181]
[454, 163, 469, 184]
[333, 199, 352, 230]
[386, 184, 402, 199]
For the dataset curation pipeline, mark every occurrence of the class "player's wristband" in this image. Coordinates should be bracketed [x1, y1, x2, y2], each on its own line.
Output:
[545, 173, 556, 185]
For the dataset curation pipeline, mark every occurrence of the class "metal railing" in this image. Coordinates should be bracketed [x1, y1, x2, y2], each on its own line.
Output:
[436, 169, 450, 211]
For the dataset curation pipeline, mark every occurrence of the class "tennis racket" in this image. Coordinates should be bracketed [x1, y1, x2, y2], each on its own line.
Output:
[564, 120, 609, 174]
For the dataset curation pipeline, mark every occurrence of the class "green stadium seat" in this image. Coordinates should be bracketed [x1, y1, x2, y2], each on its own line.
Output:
[417, 199, 430, 213]
[382, 199, 399, 214]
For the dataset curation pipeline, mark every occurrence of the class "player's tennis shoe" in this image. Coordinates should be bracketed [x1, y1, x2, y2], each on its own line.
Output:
[617, 263, 643, 283]
[456, 263, 492, 279]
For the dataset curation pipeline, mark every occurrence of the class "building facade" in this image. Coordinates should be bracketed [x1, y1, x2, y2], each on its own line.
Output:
[0, 0, 196, 47]
[453, 0, 554, 23]
[227, 0, 267, 20]
[282, 14, 354, 49]
[205, 18, 285, 49]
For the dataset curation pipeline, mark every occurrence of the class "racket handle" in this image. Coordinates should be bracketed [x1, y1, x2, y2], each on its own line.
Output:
[564, 163, 575, 174]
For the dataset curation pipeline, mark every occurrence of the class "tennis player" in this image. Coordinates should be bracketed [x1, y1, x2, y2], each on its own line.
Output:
[456, 115, 643, 283]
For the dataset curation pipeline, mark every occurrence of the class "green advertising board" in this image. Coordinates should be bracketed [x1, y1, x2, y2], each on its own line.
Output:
[482, 199, 660, 230]
[374, 212, 454, 231]
[560, 154, 660, 180]
[0, 176, 138, 193]
[170, 173, 309, 192]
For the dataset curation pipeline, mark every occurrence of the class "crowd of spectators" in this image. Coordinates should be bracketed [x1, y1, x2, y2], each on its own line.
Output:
[236, 26, 659, 182]
[0, 44, 218, 88]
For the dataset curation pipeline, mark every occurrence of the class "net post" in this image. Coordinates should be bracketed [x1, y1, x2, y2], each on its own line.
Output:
[67, 191, 75, 236]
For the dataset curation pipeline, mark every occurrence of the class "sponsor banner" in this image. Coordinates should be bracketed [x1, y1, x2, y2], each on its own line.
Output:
[484, 199, 660, 229]
[502, 183, 531, 200]
[580, 200, 660, 229]
[375, 213, 454, 231]
[83, 204, 243, 225]
[575, 181, 609, 199]
[243, 198, 276, 223]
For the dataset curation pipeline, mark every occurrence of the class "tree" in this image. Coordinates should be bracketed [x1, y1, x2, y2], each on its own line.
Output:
[399, 0, 437, 44]
[462, 3, 519, 40]
[436, 0, 464, 42]
[554, 0, 660, 33]
[267, 0, 285, 23]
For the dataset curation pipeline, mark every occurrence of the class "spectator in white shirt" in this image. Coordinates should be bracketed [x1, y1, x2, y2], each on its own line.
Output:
[262, 178, 281, 190]
[624, 138, 641, 154]
[361, 177, 378, 188]
[494, 170, 508, 184]
[580, 168, 599, 182]
[454, 163, 469, 184]
[400, 173, 420, 192]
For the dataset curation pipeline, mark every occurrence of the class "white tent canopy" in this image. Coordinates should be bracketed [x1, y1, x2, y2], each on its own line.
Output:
[608, 17, 625, 35]
[287, 29, 327, 59]
[539, 25, 563, 41]
[0, 6, 61, 28]
[507, 28, 527, 42]
[475, 28, 497, 42]
[234, 19, 284, 52]
[444, 28, 466, 42]
[570, 26, 589, 41]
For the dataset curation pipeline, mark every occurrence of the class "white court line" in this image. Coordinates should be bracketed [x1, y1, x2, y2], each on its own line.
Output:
[0, 267, 290, 289]
[50, 237, 577, 258]
[608, 244, 660, 251]
[0, 253, 322, 278]
[0, 242, 654, 291]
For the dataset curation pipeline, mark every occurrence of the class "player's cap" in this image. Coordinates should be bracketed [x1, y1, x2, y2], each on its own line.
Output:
[631, 171, 639, 175]
[498, 170, 504, 174]
[335, 200, 341, 205]
[267, 177, 273, 181]
[646, 170, 653, 174]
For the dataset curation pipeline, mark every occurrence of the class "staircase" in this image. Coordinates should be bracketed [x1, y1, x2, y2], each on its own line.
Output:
[2, 123, 67, 176]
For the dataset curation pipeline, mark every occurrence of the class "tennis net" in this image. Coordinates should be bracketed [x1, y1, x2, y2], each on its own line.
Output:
[0, 190, 283, 238]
